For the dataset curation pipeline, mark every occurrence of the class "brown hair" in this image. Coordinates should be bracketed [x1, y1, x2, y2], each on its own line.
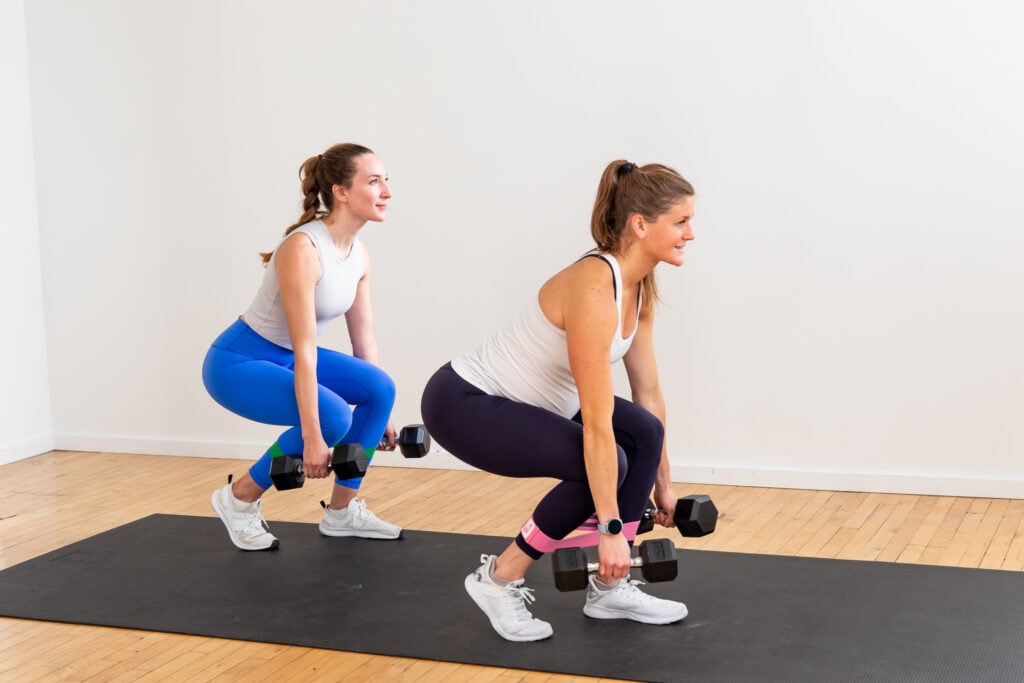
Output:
[589, 160, 695, 314]
[260, 143, 374, 265]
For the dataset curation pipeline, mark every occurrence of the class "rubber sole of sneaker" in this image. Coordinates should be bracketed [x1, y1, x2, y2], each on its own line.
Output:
[317, 523, 402, 540]
[463, 574, 553, 642]
[583, 602, 688, 624]
[210, 489, 280, 551]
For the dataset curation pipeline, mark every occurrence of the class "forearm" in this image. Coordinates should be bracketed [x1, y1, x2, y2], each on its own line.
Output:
[582, 423, 620, 522]
[293, 353, 322, 442]
[654, 444, 673, 494]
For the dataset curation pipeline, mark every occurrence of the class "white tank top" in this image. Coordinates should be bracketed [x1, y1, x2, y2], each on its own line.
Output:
[243, 221, 364, 349]
[452, 253, 640, 418]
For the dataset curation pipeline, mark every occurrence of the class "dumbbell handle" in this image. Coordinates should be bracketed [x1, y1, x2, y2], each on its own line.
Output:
[582, 556, 647, 574]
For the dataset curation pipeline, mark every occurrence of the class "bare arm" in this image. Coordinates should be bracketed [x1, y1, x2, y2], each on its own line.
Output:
[560, 261, 633, 581]
[622, 309, 676, 526]
[344, 242, 380, 363]
[277, 232, 332, 477]
[344, 243, 397, 448]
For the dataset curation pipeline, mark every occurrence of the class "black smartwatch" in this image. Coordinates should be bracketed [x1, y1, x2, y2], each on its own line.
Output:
[597, 517, 624, 535]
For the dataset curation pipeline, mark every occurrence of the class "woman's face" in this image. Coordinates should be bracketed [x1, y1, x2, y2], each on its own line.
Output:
[337, 154, 391, 223]
[644, 196, 695, 266]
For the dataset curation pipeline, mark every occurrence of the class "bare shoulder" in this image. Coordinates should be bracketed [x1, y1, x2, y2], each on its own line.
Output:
[539, 255, 617, 329]
[274, 230, 320, 284]
[276, 230, 317, 261]
[560, 256, 616, 296]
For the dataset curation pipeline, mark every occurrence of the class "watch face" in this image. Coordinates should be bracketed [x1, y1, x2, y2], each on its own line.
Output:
[604, 518, 623, 534]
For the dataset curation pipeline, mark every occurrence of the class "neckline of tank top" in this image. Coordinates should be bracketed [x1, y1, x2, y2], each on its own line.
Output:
[311, 220, 358, 263]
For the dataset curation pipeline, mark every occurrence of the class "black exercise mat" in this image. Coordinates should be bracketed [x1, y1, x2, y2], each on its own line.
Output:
[1, 515, 1022, 683]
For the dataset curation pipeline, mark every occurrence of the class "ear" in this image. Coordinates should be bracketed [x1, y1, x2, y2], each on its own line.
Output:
[332, 183, 348, 204]
[630, 214, 647, 239]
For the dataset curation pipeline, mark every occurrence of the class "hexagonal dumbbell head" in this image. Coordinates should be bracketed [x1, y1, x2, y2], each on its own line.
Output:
[552, 547, 591, 592]
[269, 456, 305, 490]
[330, 443, 368, 479]
[637, 538, 678, 583]
[637, 499, 657, 535]
[675, 494, 718, 537]
[397, 424, 431, 458]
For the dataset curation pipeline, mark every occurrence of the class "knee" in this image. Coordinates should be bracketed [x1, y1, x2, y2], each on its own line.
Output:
[638, 408, 665, 454]
[369, 368, 396, 407]
[615, 446, 629, 487]
[319, 406, 354, 446]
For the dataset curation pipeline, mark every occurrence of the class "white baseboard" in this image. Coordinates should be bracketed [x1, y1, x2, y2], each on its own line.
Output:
[48, 434, 1023, 499]
[0, 434, 55, 466]
[670, 464, 1024, 499]
[53, 434, 288, 461]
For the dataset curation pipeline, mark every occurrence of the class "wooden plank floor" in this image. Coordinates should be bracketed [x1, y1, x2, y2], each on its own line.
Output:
[1, 451, 1021, 682]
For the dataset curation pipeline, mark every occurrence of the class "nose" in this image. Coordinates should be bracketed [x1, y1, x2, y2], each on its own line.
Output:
[381, 180, 392, 198]
[683, 223, 695, 241]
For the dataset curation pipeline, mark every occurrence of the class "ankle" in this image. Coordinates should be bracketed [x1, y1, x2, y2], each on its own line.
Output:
[329, 486, 359, 510]
[229, 477, 264, 505]
[231, 496, 257, 513]
[593, 576, 622, 591]
[488, 560, 514, 587]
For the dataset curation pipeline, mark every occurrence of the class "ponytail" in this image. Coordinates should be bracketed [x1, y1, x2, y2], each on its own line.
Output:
[589, 159, 694, 314]
[260, 143, 374, 265]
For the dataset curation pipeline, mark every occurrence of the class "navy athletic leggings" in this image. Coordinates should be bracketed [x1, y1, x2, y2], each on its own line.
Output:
[202, 318, 396, 490]
[421, 363, 664, 559]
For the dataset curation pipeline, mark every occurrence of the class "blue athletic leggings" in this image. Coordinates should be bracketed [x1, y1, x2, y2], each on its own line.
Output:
[420, 363, 664, 559]
[202, 318, 396, 490]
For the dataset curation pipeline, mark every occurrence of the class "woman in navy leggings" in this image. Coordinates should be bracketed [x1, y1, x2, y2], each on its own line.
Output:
[204, 143, 402, 551]
[422, 159, 696, 641]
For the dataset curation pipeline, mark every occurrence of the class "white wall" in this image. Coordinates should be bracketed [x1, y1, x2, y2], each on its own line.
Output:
[18, 1, 1024, 497]
[1, 0, 53, 465]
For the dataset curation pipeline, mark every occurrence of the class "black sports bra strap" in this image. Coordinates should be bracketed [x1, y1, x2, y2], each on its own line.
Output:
[579, 253, 617, 300]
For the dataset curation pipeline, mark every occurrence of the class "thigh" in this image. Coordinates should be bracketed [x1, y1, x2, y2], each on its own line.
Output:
[203, 346, 304, 426]
[203, 336, 355, 431]
[315, 347, 396, 406]
[609, 396, 665, 455]
[422, 364, 588, 481]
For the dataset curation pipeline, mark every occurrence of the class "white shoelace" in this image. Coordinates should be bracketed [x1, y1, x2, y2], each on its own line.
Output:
[613, 578, 656, 601]
[350, 498, 373, 520]
[476, 556, 540, 622]
[503, 584, 539, 622]
[243, 500, 270, 534]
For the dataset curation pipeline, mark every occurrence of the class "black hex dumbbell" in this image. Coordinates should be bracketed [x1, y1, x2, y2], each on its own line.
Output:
[393, 424, 431, 458]
[268, 443, 367, 490]
[551, 538, 678, 591]
[637, 494, 718, 537]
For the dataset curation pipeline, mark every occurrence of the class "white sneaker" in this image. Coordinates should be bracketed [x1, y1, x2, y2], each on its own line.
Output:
[210, 482, 279, 551]
[319, 498, 402, 539]
[464, 554, 553, 642]
[583, 575, 688, 624]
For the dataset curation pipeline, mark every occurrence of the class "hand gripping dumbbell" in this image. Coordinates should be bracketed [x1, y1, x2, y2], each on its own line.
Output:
[269, 443, 368, 491]
[637, 494, 719, 537]
[551, 538, 679, 591]
[391, 424, 431, 458]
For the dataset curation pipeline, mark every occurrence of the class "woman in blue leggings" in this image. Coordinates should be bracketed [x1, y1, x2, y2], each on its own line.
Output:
[204, 142, 401, 551]
[421, 160, 696, 641]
